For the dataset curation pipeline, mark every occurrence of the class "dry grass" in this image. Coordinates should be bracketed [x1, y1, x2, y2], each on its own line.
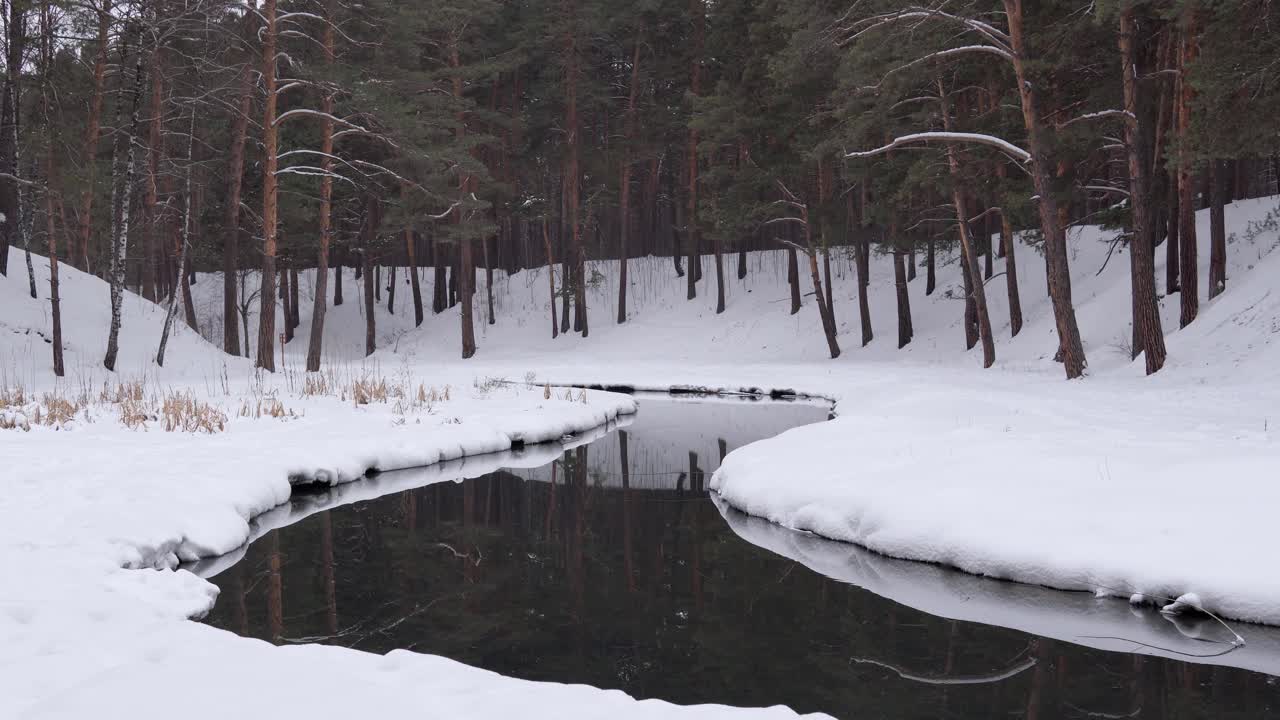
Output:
[0, 362, 546, 433]
[161, 391, 228, 433]
[2, 378, 234, 433]
[238, 397, 293, 420]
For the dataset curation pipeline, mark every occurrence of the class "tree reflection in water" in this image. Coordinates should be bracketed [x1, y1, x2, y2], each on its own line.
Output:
[201, 397, 1276, 719]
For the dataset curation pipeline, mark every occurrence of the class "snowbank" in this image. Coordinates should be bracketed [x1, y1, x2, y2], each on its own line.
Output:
[700, 197, 1280, 629]
[1, 385, 834, 720]
[5, 188, 1280, 715]
[713, 498, 1280, 677]
[709, 371, 1280, 627]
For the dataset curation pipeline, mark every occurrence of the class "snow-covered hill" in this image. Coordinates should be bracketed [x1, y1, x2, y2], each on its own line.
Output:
[0, 248, 248, 389]
[6, 195, 1278, 386]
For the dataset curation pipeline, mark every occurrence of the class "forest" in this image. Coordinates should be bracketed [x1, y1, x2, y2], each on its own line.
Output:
[1, 0, 1277, 380]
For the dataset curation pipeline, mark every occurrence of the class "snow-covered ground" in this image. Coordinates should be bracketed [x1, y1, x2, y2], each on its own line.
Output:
[4, 194, 1280, 716]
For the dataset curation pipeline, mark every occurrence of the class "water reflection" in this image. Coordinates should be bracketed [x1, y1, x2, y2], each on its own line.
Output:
[200, 395, 1277, 719]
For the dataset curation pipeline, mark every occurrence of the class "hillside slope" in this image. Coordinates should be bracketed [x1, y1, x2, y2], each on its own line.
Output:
[4, 195, 1278, 386]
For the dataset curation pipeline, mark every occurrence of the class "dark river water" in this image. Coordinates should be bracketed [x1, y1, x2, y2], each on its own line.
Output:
[197, 395, 1279, 719]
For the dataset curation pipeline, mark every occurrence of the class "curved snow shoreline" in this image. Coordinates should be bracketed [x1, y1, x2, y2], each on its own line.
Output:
[135, 393, 643, 576]
[713, 496, 1280, 676]
[2, 386, 826, 719]
[708, 385, 1280, 630]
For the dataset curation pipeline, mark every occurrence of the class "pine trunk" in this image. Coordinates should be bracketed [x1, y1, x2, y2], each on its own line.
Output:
[1176, 12, 1199, 328]
[0, 1, 26, 277]
[280, 266, 293, 343]
[938, 79, 995, 368]
[617, 36, 641, 324]
[1165, 174, 1180, 293]
[893, 248, 912, 349]
[1005, 0, 1086, 378]
[363, 247, 375, 357]
[407, 227, 423, 327]
[74, 1, 112, 273]
[157, 110, 196, 367]
[256, 0, 280, 372]
[543, 217, 558, 338]
[432, 236, 446, 313]
[685, 0, 704, 302]
[787, 244, 801, 315]
[142, 44, 164, 303]
[1208, 159, 1227, 299]
[484, 235, 494, 325]
[387, 262, 396, 315]
[306, 4, 337, 372]
[1001, 212, 1023, 336]
[926, 237, 936, 295]
[40, 3, 62, 376]
[1119, 8, 1167, 374]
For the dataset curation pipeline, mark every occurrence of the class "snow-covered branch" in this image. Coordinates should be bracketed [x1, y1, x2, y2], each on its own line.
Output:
[861, 45, 1012, 92]
[845, 132, 1031, 163]
[275, 166, 356, 186]
[274, 108, 366, 129]
[1059, 109, 1134, 128]
[839, 7, 1011, 55]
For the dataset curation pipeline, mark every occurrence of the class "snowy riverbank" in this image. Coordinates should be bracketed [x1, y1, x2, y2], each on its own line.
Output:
[5, 191, 1280, 715]
[1, 385, 835, 720]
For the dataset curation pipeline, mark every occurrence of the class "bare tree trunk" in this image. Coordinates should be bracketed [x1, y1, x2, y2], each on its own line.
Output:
[954, 192, 993, 366]
[1119, 8, 1167, 374]
[142, 40, 164, 303]
[280, 265, 293, 343]
[387, 262, 396, 314]
[158, 109, 196, 367]
[406, 227, 423, 327]
[780, 190, 840, 359]
[361, 197, 379, 357]
[1177, 12, 1199, 328]
[1000, 211, 1023, 336]
[939, 81, 995, 368]
[685, 0, 704, 302]
[926, 236, 936, 295]
[962, 235, 979, 350]
[850, 193, 872, 346]
[39, 1, 62, 375]
[104, 16, 145, 372]
[0, 0, 28, 278]
[288, 264, 299, 331]
[1208, 159, 1227, 299]
[810, 249, 840, 358]
[460, 235, 476, 358]
[560, 254, 571, 331]
[893, 248, 912, 349]
[822, 245, 834, 324]
[1005, 0, 1086, 378]
[543, 217, 558, 338]
[74, 0, 112, 273]
[484, 234, 495, 325]
[431, 236, 446, 313]
[983, 216, 994, 279]
[784, 239, 800, 314]
[448, 37, 477, 357]
[256, 0, 280, 372]
[305, 3, 336, 372]
[617, 35, 641, 324]
[1166, 172, 1180, 293]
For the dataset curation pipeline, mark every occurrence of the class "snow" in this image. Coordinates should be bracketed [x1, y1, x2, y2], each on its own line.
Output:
[4, 192, 1280, 715]
[714, 498, 1280, 677]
